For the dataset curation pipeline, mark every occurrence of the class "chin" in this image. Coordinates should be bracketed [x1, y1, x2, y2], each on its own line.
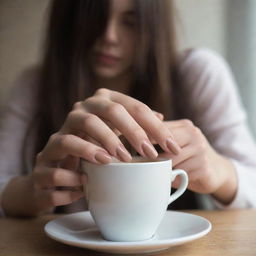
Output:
[94, 67, 122, 80]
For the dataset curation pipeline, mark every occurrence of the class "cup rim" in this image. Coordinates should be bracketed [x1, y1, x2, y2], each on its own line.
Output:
[81, 157, 172, 166]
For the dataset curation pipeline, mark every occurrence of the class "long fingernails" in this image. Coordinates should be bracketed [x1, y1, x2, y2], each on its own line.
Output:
[166, 138, 180, 155]
[95, 152, 112, 164]
[141, 140, 158, 159]
[116, 145, 132, 162]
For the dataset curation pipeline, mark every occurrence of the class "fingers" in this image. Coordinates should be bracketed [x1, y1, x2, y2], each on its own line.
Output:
[35, 189, 84, 210]
[32, 153, 86, 213]
[109, 91, 180, 155]
[38, 133, 113, 165]
[82, 96, 178, 158]
[171, 156, 203, 192]
[148, 110, 164, 145]
[102, 110, 163, 137]
[59, 155, 79, 171]
[102, 118, 122, 136]
[32, 166, 85, 211]
[33, 167, 83, 189]
[82, 97, 158, 158]
[171, 145, 197, 166]
[157, 145, 198, 189]
[153, 111, 164, 121]
[163, 120, 201, 147]
[61, 111, 132, 162]
[159, 142, 202, 168]
[56, 88, 178, 164]
[164, 119, 194, 128]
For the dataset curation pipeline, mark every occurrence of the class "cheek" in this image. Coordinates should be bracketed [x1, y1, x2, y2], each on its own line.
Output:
[122, 33, 137, 59]
[122, 45, 136, 69]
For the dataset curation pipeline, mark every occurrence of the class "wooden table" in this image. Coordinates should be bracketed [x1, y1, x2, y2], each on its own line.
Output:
[0, 209, 256, 256]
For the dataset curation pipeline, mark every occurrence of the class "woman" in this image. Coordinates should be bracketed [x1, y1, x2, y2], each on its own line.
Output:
[1, 0, 256, 217]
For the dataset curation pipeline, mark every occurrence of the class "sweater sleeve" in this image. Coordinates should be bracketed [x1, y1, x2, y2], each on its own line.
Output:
[178, 48, 256, 209]
[0, 68, 38, 217]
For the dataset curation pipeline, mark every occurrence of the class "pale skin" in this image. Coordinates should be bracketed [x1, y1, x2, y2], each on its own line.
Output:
[1, 0, 237, 217]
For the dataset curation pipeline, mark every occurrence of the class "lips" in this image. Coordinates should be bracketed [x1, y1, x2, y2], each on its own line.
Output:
[94, 52, 121, 65]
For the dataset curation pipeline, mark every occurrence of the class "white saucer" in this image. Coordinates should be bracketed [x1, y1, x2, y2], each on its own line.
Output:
[45, 211, 211, 254]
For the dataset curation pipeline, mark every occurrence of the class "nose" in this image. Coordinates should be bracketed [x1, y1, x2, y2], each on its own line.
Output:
[102, 20, 119, 44]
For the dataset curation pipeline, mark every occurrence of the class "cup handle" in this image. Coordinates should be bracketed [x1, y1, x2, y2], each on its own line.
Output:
[168, 169, 188, 205]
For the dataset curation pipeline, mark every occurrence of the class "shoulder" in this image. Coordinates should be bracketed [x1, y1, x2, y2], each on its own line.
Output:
[2, 65, 42, 117]
[176, 48, 237, 97]
[7, 65, 41, 101]
[177, 48, 231, 78]
[10, 65, 41, 92]
[175, 49, 247, 137]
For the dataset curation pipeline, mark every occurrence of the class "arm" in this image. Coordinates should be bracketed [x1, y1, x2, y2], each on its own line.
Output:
[178, 48, 256, 208]
[0, 68, 38, 216]
[1, 73, 181, 217]
[0, 69, 84, 217]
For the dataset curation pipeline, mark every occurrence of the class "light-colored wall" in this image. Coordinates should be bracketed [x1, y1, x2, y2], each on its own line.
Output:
[175, 0, 227, 57]
[0, 0, 50, 102]
[0, 0, 228, 102]
[226, 0, 256, 133]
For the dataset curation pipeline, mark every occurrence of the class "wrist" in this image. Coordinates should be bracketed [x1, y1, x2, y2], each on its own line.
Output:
[211, 156, 238, 205]
[1, 175, 39, 217]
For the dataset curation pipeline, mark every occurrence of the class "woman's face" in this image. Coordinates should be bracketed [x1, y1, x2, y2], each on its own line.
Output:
[90, 0, 137, 80]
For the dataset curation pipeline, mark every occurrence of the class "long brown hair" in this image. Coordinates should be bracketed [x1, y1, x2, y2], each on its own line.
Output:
[29, 0, 179, 162]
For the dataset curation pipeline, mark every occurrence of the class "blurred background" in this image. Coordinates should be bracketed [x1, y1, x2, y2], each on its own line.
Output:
[0, 0, 256, 135]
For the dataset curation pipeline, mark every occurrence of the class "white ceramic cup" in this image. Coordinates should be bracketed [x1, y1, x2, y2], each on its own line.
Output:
[80, 156, 188, 242]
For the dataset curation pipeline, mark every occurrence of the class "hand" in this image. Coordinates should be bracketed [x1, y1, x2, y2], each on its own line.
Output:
[151, 119, 237, 204]
[58, 88, 180, 164]
[26, 88, 180, 214]
[29, 157, 84, 214]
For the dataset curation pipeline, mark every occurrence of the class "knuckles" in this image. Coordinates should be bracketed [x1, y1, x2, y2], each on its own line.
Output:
[95, 87, 110, 95]
[180, 119, 204, 139]
[180, 119, 194, 127]
[82, 113, 99, 127]
[56, 134, 74, 150]
[67, 110, 99, 129]
[83, 96, 94, 105]
[131, 103, 150, 116]
[35, 152, 44, 163]
[196, 140, 207, 152]
[72, 101, 82, 110]
[66, 110, 79, 122]
[193, 127, 203, 136]
[48, 133, 60, 144]
[105, 103, 125, 116]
